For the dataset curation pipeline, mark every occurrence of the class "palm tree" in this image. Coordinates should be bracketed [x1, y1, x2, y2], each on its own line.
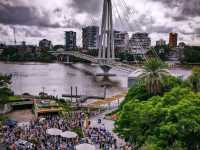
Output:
[138, 58, 169, 95]
[188, 67, 200, 92]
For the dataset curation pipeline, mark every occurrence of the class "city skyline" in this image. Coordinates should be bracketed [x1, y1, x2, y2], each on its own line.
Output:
[0, 0, 199, 46]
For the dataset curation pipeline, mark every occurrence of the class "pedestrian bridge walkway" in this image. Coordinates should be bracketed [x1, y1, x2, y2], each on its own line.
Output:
[51, 51, 137, 73]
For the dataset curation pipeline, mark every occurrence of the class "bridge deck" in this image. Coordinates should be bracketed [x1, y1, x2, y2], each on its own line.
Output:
[52, 51, 137, 72]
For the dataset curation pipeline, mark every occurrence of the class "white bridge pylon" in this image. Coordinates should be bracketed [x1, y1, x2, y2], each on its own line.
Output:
[51, 0, 138, 73]
[98, 0, 115, 65]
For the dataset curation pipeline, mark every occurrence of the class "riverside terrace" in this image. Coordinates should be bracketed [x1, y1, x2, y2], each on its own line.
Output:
[33, 99, 62, 117]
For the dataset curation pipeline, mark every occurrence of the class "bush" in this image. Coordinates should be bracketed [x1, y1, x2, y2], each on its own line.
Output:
[115, 87, 200, 149]
[182, 46, 200, 63]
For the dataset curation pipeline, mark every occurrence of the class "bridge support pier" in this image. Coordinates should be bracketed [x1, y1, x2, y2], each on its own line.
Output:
[96, 65, 116, 77]
[100, 65, 111, 73]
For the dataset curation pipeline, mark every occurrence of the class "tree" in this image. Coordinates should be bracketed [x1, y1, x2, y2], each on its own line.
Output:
[188, 67, 200, 92]
[0, 74, 13, 104]
[115, 87, 200, 150]
[138, 58, 169, 95]
[150, 45, 171, 61]
[182, 46, 200, 64]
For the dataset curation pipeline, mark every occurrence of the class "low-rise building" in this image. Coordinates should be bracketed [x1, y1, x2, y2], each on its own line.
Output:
[129, 33, 151, 54]
[82, 26, 99, 50]
[114, 31, 129, 51]
[65, 31, 77, 50]
[169, 32, 178, 48]
[156, 39, 166, 47]
[34, 99, 62, 117]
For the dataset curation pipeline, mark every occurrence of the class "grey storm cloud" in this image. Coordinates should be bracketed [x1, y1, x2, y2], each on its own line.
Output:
[0, 2, 82, 29]
[70, 0, 102, 15]
[152, 0, 200, 21]
[0, 26, 9, 36]
[16, 27, 44, 38]
[150, 26, 173, 34]
[195, 28, 200, 37]
[177, 27, 200, 38]
[0, 3, 59, 28]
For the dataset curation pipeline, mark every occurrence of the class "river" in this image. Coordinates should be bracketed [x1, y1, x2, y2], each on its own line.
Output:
[0, 61, 192, 98]
[0, 62, 129, 97]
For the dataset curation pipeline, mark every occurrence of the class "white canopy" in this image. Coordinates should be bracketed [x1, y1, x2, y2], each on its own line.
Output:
[60, 131, 78, 139]
[17, 122, 30, 127]
[39, 118, 46, 122]
[76, 143, 96, 150]
[46, 128, 62, 136]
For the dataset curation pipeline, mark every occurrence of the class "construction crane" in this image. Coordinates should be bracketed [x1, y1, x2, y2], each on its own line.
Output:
[13, 27, 17, 45]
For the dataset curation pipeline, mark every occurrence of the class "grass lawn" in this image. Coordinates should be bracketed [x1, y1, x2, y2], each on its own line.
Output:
[8, 96, 22, 102]
[0, 96, 23, 104]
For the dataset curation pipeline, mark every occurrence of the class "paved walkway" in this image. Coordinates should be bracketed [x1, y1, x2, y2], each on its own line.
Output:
[90, 110, 126, 148]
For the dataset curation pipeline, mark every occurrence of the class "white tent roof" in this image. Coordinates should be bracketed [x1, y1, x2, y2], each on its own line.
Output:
[60, 131, 78, 139]
[17, 122, 30, 127]
[76, 143, 96, 150]
[46, 128, 62, 136]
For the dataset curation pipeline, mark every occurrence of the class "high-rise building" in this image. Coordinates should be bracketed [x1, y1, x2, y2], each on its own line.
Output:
[39, 39, 52, 51]
[114, 31, 129, 51]
[169, 32, 178, 48]
[156, 39, 166, 47]
[82, 26, 99, 50]
[129, 33, 151, 54]
[65, 31, 76, 50]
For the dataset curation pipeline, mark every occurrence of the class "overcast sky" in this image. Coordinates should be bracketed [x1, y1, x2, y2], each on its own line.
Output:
[0, 0, 199, 46]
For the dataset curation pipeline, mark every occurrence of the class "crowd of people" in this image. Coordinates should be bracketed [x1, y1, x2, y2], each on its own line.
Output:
[2, 112, 85, 150]
[85, 127, 117, 150]
[64, 111, 85, 130]
[1, 110, 131, 150]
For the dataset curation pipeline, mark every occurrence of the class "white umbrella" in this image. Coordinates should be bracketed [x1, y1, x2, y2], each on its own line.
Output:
[39, 118, 46, 123]
[17, 122, 30, 127]
[76, 143, 95, 150]
[46, 128, 62, 136]
[60, 131, 78, 139]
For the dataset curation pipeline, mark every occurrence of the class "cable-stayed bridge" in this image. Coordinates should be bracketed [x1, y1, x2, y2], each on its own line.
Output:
[52, 0, 143, 74]
[52, 51, 137, 73]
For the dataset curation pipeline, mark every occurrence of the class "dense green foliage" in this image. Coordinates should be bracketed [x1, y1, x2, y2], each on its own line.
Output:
[116, 51, 143, 62]
[115, 87, 200, 150]
[72, 127, 84, 138]
[0, 115, 8, 127]
[115, 64, 200, 150]
[0, 74, 13, 104]
[151, 45, 171, 60]
[86, 49, 144, 62]
[188, 67, 200, 92]
[119, 75, 184, 111]
[183, 46, 200, 63]
[0, 47, 55, 62]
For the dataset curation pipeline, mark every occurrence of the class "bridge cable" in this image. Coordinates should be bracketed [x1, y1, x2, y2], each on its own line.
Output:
[117, 0, 148, 62]
[119, 0, 162, 62]
[113, 0, 139, 64]
[119, 0, 161, 62]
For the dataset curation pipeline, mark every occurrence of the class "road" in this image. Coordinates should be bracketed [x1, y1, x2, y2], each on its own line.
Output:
[90, 110, 126, 148]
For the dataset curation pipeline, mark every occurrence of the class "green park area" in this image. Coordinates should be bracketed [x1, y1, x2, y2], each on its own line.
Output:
[113, 59, 200, 150]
